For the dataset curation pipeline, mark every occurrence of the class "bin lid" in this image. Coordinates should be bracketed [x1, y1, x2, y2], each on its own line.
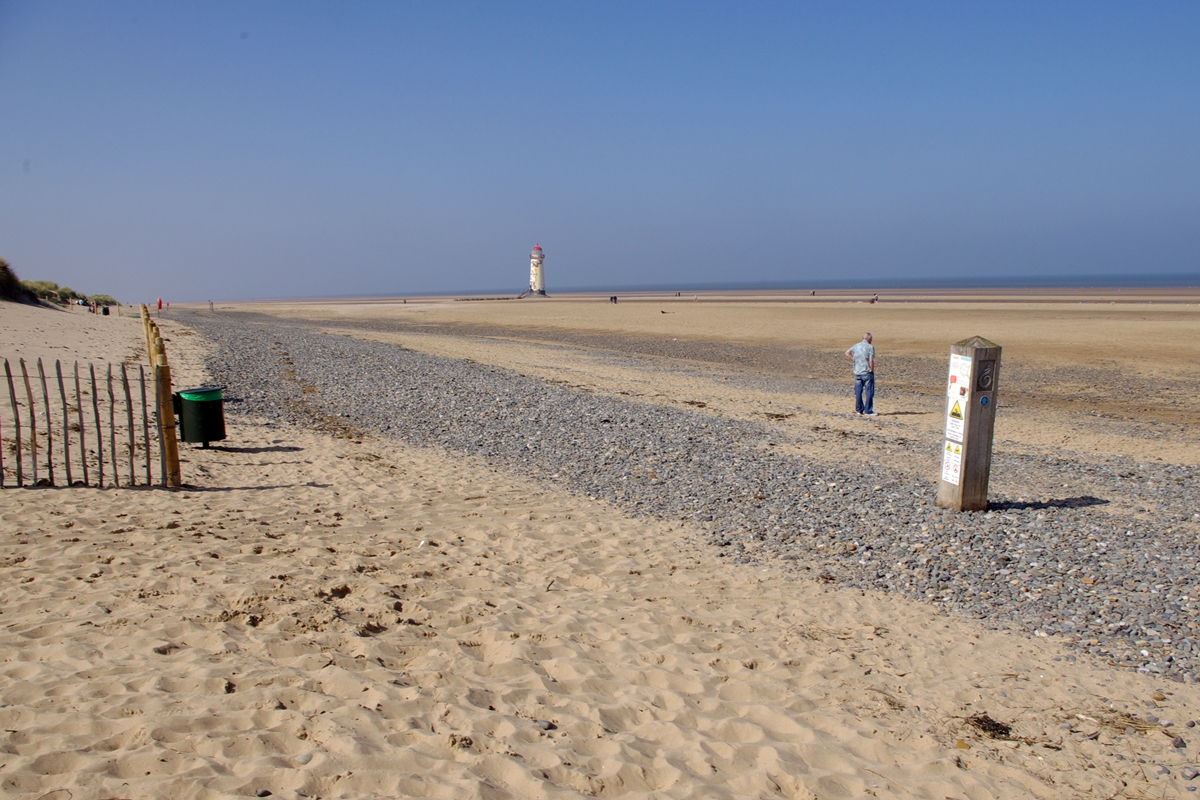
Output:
[179, 386, 223, 402]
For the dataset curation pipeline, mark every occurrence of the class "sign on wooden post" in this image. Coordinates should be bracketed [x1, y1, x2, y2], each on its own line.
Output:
[936, 336, 1001, 512]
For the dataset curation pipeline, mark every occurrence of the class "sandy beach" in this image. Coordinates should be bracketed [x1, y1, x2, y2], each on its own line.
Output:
[2, 294, 1199, 799]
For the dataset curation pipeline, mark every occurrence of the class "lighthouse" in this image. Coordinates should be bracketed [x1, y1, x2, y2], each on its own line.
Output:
[528, 243, 546, 296]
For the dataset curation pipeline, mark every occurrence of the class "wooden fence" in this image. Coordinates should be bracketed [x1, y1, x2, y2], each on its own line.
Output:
[0, 304, 183, 489]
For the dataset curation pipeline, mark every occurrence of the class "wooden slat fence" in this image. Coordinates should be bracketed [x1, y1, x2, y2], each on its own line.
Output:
[0, 356, 161, 488]
[1, 303, 184, 489]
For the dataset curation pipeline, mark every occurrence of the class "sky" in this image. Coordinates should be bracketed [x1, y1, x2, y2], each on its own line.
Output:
[2, 2, 1199, 301]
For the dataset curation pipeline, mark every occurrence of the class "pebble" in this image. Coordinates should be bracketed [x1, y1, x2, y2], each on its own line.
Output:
[1183, 767, 1199, 780]
[181, 311, 1200, 680]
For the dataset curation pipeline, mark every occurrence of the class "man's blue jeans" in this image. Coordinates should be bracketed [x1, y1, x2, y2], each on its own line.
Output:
[855, 372, 875, 414]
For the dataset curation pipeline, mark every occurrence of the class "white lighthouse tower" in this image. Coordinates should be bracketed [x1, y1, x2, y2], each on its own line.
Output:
[528, 243, 546, 296]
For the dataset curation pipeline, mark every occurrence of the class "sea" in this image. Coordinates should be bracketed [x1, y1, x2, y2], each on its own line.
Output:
[562, 272, 1200, 294]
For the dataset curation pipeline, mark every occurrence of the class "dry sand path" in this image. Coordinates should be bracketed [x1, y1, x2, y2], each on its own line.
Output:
[1, 300, 1199, 799]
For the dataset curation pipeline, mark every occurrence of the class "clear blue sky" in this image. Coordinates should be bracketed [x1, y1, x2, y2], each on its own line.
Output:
[2, 2, 1198, 301]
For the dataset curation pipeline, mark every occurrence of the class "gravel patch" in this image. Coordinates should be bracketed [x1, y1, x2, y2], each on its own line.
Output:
[178, 310, 1200, 681]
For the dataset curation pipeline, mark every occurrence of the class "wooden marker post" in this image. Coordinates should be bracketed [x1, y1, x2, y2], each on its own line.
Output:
[936, 336, 1002, 512]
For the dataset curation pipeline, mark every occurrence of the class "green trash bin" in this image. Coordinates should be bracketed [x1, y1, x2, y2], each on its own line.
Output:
[173, 386, 226, 447]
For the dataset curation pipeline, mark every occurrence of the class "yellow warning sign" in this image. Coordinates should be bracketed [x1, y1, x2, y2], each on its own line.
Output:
[949, 401, 963, 420]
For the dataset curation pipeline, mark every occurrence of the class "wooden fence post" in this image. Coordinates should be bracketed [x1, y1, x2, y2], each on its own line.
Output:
[106, 364, 117, 487]
[141, 305, 153, 366]
[38, 359, 53, 486]
[73, 361, 88, 486]
[153, 340, 181, 488]
[142, 305, 155, 367]
[154, 364, 165, 485]
[90, 363, 103, 487]
[139, 365, 151, 486]
[4, 359, 21, 487]
[0, 374, 4, 487]
[56, 360, 72, 486]
[121, 364, 136, 486]
[936, 336, 1002, 512]
[19, 359, 37, 486]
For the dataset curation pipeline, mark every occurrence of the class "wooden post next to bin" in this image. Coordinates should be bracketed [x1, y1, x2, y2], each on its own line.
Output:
[936, 336, 1001, 512]
[154, 340, 182, 488]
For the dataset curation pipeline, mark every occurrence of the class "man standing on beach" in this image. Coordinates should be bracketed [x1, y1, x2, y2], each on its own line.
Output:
[845, 332, 876, 416]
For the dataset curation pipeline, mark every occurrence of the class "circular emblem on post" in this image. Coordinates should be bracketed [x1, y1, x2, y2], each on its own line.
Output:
[976, 361, 995, 392]
[981, 396, 989, 406]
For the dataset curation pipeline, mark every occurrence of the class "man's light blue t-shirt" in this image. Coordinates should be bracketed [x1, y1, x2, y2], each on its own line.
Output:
[850, 341, 874, 375]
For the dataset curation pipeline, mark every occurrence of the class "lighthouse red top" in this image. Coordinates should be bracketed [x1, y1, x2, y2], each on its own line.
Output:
[532, 243, 542, 251]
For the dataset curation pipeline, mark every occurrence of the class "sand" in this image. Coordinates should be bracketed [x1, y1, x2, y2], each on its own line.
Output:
[249, 288, 1200, 374]
[1, 296, 1198, 799]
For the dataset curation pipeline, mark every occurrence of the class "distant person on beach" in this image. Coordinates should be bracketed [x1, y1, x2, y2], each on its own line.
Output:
[845, 332, 876, 416]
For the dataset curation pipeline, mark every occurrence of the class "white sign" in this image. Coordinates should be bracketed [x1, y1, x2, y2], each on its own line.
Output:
[945, 396, 965, 442]
[947, 354, 972, 402]
[941, 440, 962, 485]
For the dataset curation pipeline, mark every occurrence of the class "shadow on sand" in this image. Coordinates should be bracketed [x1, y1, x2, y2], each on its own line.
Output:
[180, 482, 332, 492]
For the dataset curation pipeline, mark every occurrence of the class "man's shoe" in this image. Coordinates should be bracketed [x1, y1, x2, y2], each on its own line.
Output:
[865, 411, 878, 417]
